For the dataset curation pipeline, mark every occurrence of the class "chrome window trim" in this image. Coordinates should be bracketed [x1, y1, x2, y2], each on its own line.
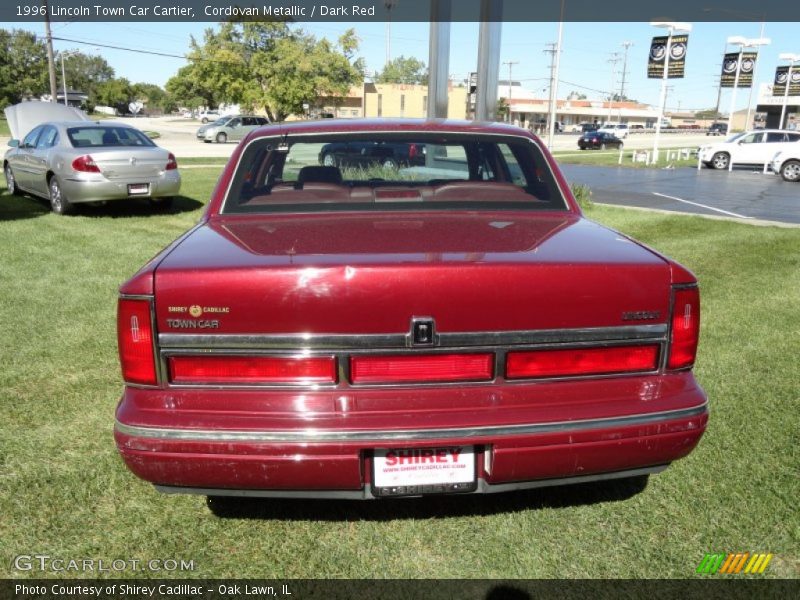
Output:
[219, 127, 571, 214]
[116, 401, 707, 444]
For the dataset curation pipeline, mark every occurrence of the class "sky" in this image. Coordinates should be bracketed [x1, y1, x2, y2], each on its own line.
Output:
[4, 19, 797, 113]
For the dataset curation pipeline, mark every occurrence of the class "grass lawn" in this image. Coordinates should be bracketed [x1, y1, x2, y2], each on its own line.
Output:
[554, 147, 699, 169]
[0, 170, 797, 579]
[0, 117, 9, 137]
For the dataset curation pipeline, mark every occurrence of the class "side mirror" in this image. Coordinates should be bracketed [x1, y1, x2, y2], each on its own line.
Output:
[7, 139, 19, 148]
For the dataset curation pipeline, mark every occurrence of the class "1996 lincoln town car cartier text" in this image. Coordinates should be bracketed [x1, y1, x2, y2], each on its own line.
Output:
[114, 119, 707, 501]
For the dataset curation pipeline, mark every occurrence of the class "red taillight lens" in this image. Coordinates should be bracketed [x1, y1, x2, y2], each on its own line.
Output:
[168, 355, 337, 385]
[668, 286, 700, 370]
[165, 152, 178, 170]
[408, 143, 418, 158]
[506, 345, 659, 379]
[71, 154, 100, 173]
[117, 298, 157, 385]
[350, 353, 493, 384]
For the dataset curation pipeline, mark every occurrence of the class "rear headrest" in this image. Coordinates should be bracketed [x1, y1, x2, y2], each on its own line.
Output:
[297, 165, 342, 186]
[101, 131, 117, 145]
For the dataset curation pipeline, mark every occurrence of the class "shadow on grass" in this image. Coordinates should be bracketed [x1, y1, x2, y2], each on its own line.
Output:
[206, 475, 649, 521]
[76, 195, 204, 218]
[0, 191, 204, 220]
[0, 192, 51, 221]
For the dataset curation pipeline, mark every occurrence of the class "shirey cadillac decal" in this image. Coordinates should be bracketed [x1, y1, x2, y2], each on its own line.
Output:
[773, 66, 800, 96]
[166, 305, 229, 328]
[721, 52, 758, 88]
[647, 35, 689, 79]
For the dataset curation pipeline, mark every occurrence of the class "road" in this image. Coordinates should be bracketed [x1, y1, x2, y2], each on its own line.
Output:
[561, 164, 799, 225]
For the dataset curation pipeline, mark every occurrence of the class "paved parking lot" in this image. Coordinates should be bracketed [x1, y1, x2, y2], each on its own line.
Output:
[561, 164, 800, 225]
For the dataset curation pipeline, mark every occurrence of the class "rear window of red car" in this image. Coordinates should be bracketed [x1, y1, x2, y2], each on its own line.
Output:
[222, 132, 568, 213]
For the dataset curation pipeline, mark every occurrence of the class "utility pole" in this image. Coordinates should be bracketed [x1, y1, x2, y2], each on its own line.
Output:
[744, 22, 766, 131]
[544, 42, 557, 136]
[619, 41, 633, 100]
[547, 12, 565, 148]
[384, 0, 397, 67]
[43, 0, 58, 102]
[502, 60, 518, 123]
[606, 52, 621, 122]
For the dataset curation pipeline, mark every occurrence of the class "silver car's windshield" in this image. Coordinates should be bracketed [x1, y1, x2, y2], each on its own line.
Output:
[66, 126, 155, 148]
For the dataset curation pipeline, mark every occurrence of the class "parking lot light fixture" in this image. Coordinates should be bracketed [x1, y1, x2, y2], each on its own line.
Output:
[650, 22, 692, 165]
[725, 36, 771, 134]
[778, 53, 800, 129]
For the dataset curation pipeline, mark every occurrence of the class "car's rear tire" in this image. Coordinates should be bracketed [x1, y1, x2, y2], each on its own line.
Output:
[48, 175, 74, 215]
[201, 117, 209, 124]
[780, 160, 800, 182]
[216, 132, 227, 144]
[4, 164, 21, 196]
[711, 152, 730, 170]
[321, 153, 336, 167]
[382, 158, 398, 169]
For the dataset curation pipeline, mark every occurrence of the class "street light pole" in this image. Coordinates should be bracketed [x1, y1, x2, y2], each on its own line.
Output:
[650, 23, 691, 164]
[725, 36, 771, 134]
[726, 48, 743, 134]
[60, 52, 68, 106]
[744, 22, 766, 131]
[779, 54, 800, 129]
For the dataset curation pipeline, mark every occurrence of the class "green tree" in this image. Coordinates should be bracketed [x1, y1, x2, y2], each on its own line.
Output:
[94, 78, 133, 108]
[695, 109, 722, 119]
[375, 55, 428, 85]
[165, 23, 363, 121]
[132, 82, 175, 114]
[0, 28, 49, 108]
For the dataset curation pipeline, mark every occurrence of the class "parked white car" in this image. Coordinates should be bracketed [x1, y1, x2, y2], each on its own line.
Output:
[197, 110, 220, 124]
[698, 129, 800, 170]
[770, 148, 800, 182]
[597, 123, 629, 139]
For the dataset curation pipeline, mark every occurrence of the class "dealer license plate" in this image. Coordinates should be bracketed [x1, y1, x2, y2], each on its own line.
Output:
[372, 446, 477, 497]
[127, 183, 150, 195]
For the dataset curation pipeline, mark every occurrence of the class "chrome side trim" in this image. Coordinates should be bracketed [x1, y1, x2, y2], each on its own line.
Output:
[159, 324, 667, 351]
[116, 402, 707, 444]
[155, 465, 669, 500]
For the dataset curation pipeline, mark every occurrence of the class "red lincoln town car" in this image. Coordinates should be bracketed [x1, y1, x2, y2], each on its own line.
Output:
[114, 119, 707, 501]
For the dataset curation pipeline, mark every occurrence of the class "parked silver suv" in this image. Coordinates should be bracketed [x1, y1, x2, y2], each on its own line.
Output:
[198, 115, 269, 143]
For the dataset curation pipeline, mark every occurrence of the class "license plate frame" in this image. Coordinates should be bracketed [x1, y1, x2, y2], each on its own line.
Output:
[371, 446, 477, 497]
[127, 183, 150, 196]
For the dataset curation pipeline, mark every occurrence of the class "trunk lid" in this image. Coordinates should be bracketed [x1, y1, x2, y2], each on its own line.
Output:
[153, 213, 671, 335]
[92, 148, 170, 179]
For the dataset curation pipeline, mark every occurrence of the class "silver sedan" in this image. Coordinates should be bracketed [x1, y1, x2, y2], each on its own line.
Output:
[4, 121, 181, 215]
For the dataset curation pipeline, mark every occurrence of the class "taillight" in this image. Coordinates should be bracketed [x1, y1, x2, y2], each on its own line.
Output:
[71, 155, 100, 173]
[506, 345, 659, 379]
[117, 298, 157, 385]
[667, 286, 700, 370]
[350, 353, 493, 384]
[408, 144, 418, 158]
[165, 152, 178, 170]
[168, 355, 337, 385]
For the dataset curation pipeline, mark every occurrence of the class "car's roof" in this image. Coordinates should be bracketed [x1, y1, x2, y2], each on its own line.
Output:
[249, 118, 534, 138]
